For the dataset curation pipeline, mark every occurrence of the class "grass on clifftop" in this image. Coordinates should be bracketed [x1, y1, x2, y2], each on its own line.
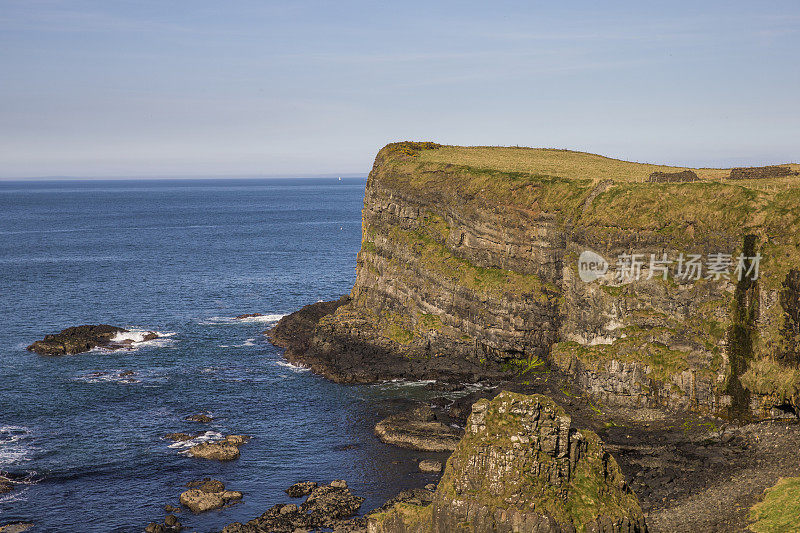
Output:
[749, 477, 800, 532]
[416, 145, 798, 184]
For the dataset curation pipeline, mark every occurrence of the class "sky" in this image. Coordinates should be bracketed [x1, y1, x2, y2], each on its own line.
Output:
[0, 0, 798, 178]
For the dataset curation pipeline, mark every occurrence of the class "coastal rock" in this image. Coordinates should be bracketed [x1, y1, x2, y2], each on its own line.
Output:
[27, 324, 160, 355]
[180, 478, 242, 513]
[0, 476, 13, 494]
[222, 480, 364, 533]
[184, 413, 213, 423]
[27, 324, 126, 355]
[164, 433, 200, 442]
[286, 481, 317, 497]
[0, 524, 34, 533]
[417, 459, 442, 473]
[368, 392, 647, 533]
[374, 405, 462, 452]
[235, 313, 264, 319]
[187, 435, 250, 461]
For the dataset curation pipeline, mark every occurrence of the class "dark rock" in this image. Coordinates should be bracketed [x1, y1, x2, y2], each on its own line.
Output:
[374, 405, 463, 451]
[184, 414, 213, 423]
[164, 433, 199, 442]
[27, 324, 126, 355]
[235, 313, 264, 319]
[285, 481, 317, 498]
[222, 480, 364, 533]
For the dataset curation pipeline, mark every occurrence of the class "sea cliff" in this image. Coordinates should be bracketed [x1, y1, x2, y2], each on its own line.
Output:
[271, 142, 800, 420]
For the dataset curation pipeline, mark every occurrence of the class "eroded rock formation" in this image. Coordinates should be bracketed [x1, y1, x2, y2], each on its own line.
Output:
[368, 392, 646, 533]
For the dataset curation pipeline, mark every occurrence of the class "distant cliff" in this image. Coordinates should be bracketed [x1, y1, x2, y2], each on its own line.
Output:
[271, 142, 800, 420]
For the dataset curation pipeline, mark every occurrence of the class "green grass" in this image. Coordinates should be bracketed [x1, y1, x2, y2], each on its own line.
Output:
[749, 477, 800, 532]
[416, 144, 798, 184]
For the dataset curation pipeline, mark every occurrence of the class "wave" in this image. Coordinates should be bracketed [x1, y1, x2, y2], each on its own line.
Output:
[167, 431, 224, 451]
[274, 360, 310, 373]
[92, 329, 177, 353]
[0, 426, 34, 467]
[198, 313, 287, 326]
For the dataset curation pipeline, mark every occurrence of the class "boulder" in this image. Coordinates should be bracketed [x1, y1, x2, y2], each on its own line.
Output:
[187, 435, 250, 461]
[180, 479, 242, 513]
[417, 459, 442, 473]
[368, 392, 647, 533]
[374, 405, 462, 452]
[286, 481, 318, 498]
[235, 313, 264, 319]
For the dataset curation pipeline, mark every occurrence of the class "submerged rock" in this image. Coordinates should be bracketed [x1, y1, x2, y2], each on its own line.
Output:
[187, 435, 250, 461]
[184, 413, 213, 423]
[223, 480, 364, 533]
[369, 392, 647, 533]
[180, 478, 242, 513]
[235, 313, 264, 319]
[164, 432, 200, 442]
[374, 405, 462, 452]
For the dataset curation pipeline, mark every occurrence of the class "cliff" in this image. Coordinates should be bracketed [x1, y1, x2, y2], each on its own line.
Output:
[367, 391, 646, 533]
[270, 142, 800, 420]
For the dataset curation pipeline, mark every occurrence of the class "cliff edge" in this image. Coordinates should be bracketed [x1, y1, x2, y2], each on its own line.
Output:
[271, 142, 800, 420]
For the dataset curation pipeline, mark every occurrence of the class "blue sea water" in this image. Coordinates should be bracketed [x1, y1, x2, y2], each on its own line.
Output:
[0, 178, 446, 532]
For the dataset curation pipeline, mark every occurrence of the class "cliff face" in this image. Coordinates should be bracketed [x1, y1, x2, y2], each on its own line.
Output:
[367, 392, 646, 533]
[272, 142, 800, 420]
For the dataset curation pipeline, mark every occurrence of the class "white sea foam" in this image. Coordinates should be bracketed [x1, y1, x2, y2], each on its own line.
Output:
[99, 329, 177, 352]
[0, 426, 33, 466]
[274, 360, 310, 373]
[198, 314, 287, 326]
[168, 431, 224, 451]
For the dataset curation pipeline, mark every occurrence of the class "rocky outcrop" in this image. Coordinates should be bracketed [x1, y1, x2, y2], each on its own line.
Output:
[223, 480, 364, 533]
[374, 405, 463, 452]
[27, 325, 158, 355]
[270, 142, 800, 420]
[27, 325, 126, 355]
[286, 481, 317, 497]
[180, 478, 242, 513]
[187, 435, 249, 461]
[368, 392, 646, 533]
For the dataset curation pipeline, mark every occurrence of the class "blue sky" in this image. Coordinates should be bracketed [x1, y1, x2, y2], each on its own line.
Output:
[1, 0, 798, 178]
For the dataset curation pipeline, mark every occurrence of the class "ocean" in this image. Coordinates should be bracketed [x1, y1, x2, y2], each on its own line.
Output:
[0, 178, 446, 532]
